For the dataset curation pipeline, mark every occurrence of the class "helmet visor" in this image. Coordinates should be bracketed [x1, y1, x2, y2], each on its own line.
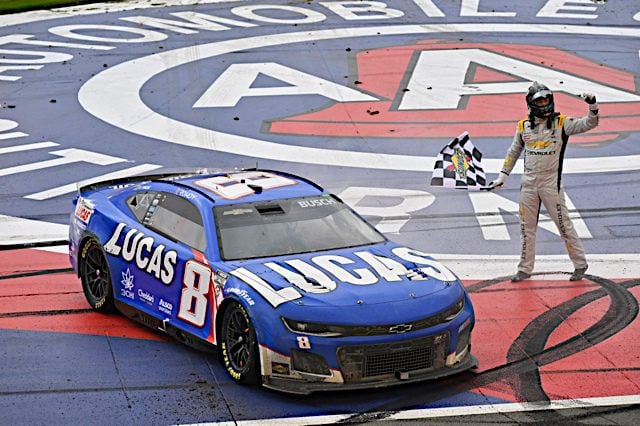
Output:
[530, 89, 553, 102]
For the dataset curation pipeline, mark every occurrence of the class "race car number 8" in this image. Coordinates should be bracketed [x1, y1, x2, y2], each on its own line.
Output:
[195, 171, 296, 199]
[178, 260, 212, 327]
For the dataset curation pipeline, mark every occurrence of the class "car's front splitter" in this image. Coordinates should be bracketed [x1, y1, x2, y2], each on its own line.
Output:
[260, 351, 478, 395]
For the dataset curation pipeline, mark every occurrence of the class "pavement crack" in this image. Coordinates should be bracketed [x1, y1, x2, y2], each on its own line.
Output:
[106, 335, 134, 413]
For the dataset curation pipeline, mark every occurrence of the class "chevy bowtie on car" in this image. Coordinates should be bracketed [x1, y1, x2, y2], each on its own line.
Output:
[69, 169, 476, 394]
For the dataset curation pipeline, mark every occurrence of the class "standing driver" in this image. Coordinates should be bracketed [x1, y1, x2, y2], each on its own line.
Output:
[489, 82, 599, 282]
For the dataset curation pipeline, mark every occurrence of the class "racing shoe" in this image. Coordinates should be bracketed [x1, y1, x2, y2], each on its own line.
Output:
[511, 271, 531, 282]
[569, 266, 588, 281]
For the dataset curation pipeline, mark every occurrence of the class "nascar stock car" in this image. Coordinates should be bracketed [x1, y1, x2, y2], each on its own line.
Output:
[69, 169, 477, 394]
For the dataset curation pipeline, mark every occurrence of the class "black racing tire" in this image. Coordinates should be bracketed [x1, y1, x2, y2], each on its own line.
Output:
[80, 238, 115, 313]
[219, 301, 261, 385]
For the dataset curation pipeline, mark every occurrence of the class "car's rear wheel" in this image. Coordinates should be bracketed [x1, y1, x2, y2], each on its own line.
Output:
[219, 301, 260, 385]
[80, 238, 115, 313]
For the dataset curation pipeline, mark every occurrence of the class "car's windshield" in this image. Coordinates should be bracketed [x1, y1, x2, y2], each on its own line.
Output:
[214, 195, 386, 260]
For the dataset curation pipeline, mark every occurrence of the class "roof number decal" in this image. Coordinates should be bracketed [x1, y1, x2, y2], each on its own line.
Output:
[195, 171, 296, 199]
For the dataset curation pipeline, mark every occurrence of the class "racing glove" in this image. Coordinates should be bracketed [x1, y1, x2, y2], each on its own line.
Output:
[488, 171, 508, 190]
[582, 93, 599, 113]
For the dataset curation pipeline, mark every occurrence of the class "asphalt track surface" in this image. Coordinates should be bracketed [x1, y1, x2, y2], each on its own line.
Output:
[1, 0, 640, 424]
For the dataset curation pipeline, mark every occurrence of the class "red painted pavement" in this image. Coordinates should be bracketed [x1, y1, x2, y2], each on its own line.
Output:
[2, 249, 639, 402]
[268, 41, 639, 141]
[0, 248, 166, 341]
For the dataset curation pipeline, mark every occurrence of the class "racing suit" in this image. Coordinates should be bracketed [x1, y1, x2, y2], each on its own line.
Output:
[500, 103, 599, 275]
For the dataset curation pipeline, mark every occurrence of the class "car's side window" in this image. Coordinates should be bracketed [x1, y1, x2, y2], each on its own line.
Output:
[127, 191, 156, 222]
[145, 192, 206, 252]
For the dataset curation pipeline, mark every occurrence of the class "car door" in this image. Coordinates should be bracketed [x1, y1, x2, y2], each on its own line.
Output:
[121, 190, 216, 342]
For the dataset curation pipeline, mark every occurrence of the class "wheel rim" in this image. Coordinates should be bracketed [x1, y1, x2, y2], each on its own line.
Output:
[83, 245, 110, 299]
[225, 307, 254, 372]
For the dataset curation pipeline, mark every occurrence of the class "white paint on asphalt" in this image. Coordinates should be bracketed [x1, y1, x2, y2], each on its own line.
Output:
[200, 394, 640, 425]
[0, 141, 58, 154]
[0, 215, 68, 246]
[0, 148, 126, 177]
[0, 0, 246, 28]
[24, 163, 162, 200]
[78, 23, 640, 173]
[2, 215, 637, 278]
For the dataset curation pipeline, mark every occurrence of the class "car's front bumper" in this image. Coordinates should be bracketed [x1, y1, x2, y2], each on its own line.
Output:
[261, 348, 477, 395]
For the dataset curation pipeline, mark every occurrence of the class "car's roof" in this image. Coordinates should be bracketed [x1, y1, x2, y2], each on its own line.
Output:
[82, 169, 327, 205]
[171, 170, 326, 205]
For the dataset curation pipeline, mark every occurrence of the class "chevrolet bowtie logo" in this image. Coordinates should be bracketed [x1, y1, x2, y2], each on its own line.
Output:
[527, 140, 553, 149]
[389, 324, 413, 334]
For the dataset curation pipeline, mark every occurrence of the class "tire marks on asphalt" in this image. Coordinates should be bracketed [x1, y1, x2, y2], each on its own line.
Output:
[2, 248, 639, 423]
[506, 276, 639, 403]
[340, 276, 640, 423]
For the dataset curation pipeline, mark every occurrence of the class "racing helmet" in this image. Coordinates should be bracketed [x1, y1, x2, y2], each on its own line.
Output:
[526, 82, 554, 118]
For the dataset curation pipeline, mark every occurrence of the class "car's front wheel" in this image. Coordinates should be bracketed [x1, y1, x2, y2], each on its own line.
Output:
[80, 238, 115, 313]
[219, 301, 261, 385]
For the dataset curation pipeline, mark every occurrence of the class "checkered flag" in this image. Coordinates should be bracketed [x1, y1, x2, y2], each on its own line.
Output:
[430, 132, 487, 190]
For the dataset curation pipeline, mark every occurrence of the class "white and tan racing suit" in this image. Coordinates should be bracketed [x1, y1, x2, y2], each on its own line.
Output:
[500, 104, 599, 274]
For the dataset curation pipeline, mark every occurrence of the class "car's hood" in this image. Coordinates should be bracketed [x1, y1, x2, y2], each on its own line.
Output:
[225, 242, 461, 310]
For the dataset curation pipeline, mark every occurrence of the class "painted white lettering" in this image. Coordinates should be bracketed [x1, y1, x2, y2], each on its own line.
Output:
[231, 5, 326, 24]
[121, 11, 256, 35]
[0, 142, 56, 153]
[400, 48, 640, 110]
[0, 148, 126, 178]
[467, 191, 513, 241]
[312, 255, 378, 285]
[103, 223, 126, 256]
[468, 191, 592, 240]
[0, 48, 72, 65]
[48, 25, 167, 43]
[537, 0, 599, 19]
[0, 34, 114, 81]
[460, 0, 516, 17]
[0, 34, 113, 51]
[319, 1, 404, 20]
[0, 34, 107, 80]
[194, 62, 377, 108]
[0, 119, 21, 135]
[413, 0, 445, 17]
[26, 163, 161, 201]
[339, 187, 435, 233]
[0, 65, 42, 81]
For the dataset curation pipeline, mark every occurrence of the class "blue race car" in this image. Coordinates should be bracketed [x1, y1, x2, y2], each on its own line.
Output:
[69, 169, 476, 394]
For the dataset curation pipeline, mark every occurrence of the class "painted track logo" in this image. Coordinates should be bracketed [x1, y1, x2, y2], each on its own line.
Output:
[1, 1, 640, 424]
[267, 39, 640, 146]
[76, 23, 640, 172]
[1, 1, 639, 242]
